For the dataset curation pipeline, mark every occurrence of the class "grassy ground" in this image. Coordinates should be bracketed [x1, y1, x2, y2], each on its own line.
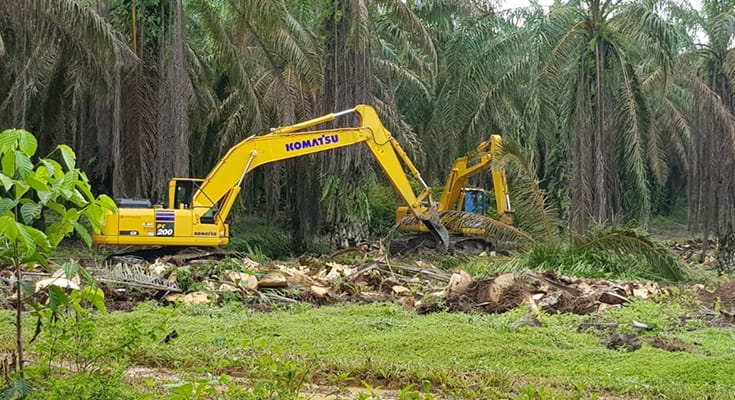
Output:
[2, 297, 734, 399]
[5, 202, 728, 399]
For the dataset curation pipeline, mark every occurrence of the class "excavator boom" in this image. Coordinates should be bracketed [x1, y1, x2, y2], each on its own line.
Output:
[93, 105, 449, 251]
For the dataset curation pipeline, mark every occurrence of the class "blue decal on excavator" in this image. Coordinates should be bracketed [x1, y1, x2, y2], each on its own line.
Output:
[285, 135, 339, 152]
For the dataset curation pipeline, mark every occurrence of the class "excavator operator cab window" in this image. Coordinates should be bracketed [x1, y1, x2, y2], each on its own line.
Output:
[462, 189, 487, 216]
[173, 180, 198, 209]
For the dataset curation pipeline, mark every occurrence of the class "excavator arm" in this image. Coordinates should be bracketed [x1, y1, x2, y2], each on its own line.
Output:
[92, 105, 449, 251]
[195, 104, 448, 249]
[437, 135, 513, 224]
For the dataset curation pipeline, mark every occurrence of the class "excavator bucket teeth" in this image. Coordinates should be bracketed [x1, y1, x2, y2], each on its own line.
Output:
[422, 208, 450, 252]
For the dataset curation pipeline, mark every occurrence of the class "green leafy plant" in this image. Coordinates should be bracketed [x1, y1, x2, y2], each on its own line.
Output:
[30, 264, 149, 384]
[0, 129, 116, 395]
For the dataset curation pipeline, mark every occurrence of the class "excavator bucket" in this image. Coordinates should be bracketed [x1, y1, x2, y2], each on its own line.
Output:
[421, 207, 450, 252]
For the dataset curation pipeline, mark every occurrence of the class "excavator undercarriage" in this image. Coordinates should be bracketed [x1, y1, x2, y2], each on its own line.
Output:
[390, 210, 527, 256]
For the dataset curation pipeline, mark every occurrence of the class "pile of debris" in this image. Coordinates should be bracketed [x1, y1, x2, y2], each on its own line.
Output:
[669, 238, 717, 266]
[6, 249, 735, 326]
[87, 253, 672, 317]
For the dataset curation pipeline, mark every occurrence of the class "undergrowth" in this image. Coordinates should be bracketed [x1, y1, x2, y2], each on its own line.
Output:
[5, 298, 734, 399]
[458, 227, 686, 282]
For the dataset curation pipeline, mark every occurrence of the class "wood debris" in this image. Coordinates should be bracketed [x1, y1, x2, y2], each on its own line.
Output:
[14, 250, 734, 327]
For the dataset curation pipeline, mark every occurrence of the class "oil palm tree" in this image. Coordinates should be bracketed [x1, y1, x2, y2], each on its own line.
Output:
[667, 0, 735, 270]
[185, 0, 325, 246]
[536, 0, 677, 232]
[392, 1, 520, 180]
[102, 0, 194, 199]
[0, 0, 132, 191]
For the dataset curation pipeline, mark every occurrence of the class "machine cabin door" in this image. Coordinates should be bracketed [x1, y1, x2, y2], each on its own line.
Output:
[170, 179, 202, 210]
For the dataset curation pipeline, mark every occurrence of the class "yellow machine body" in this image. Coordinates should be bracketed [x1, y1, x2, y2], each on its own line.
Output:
[93, 105, 449, 250]
[395, 134, 513, 235]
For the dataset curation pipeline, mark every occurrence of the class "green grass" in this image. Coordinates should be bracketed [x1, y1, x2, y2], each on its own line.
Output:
[4, 301, 735, 399]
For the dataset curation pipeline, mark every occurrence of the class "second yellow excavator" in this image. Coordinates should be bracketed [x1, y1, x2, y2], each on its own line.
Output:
[92, 105, 450, 252]
[392, 135, 516, 254]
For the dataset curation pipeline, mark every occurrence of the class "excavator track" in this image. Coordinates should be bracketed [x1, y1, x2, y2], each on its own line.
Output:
[390, 210, 526, 256]
[103, 246, 232, 264]
[389, 234, 489, 256]
[389, 233, 520, 256]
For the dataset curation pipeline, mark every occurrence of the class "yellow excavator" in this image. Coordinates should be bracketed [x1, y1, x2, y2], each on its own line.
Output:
[92, 105, 450, 252]
[392, 135, 515, 254]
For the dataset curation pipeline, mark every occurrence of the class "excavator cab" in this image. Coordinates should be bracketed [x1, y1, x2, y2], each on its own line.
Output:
[169, 178, 203, 210]
[459, 188, 488, 215]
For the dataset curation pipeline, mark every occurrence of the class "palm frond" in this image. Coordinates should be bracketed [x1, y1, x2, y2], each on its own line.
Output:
[617, 60, 652, 222]
[349, 0, 371, 50]
[378, 0, 438, 77]
[372, 58, 432, 102]
[439, 210, 535, 243]
[496, 229, 685, 281]
[34, 0, 134, 64]
[500, 138, 558, 243]
[688, 73, 735, 137]
[395, 210, 535, 248]
[575, 226, 686, 281]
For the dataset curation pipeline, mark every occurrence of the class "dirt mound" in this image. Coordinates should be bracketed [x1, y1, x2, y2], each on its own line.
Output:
[647, 336, 697, 353]
[425, 269, 667, 317]
[695, 278, 735, 312]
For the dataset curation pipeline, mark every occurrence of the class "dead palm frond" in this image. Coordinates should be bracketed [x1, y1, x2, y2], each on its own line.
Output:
[437, 210, 535, 244]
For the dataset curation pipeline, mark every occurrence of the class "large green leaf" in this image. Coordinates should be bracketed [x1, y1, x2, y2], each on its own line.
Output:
[20, 202, 42, 224]
[76, 178, 96, 202]
[40, 159, 61, 178]
[17, 130, 38, 156]
[0, 198, 17, 216]
[24, 174, 50, 194]
[0, 129, 18, 155]
[59, 170, 76, 198]
[71, 220, 92, 247]
[47, 285, 69, 313]
[2, 150, 15, 176]
[46, 219, 76, 246]
[69, 189, 87, 207]
[79, 286, 107, 314]
[57, 144, 76, 169]
[16, 224, 38, 254]
[18, 225, 51, 251]
[36, 189, 52, 205]
[0, 173, 13, 191]
[15, 150, 34, 179]
[12, 179, 29, 200]
[22, 251, 49, 270]
[0, 215, 19, 241]
[98, 194, 117, 211]
[45, 202, 66, 216]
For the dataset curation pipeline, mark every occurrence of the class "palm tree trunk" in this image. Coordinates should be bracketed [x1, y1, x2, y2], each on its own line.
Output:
[112, 68, 124, 197]
[571, 69, 594, 233]
[594, 37, 607, 224]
